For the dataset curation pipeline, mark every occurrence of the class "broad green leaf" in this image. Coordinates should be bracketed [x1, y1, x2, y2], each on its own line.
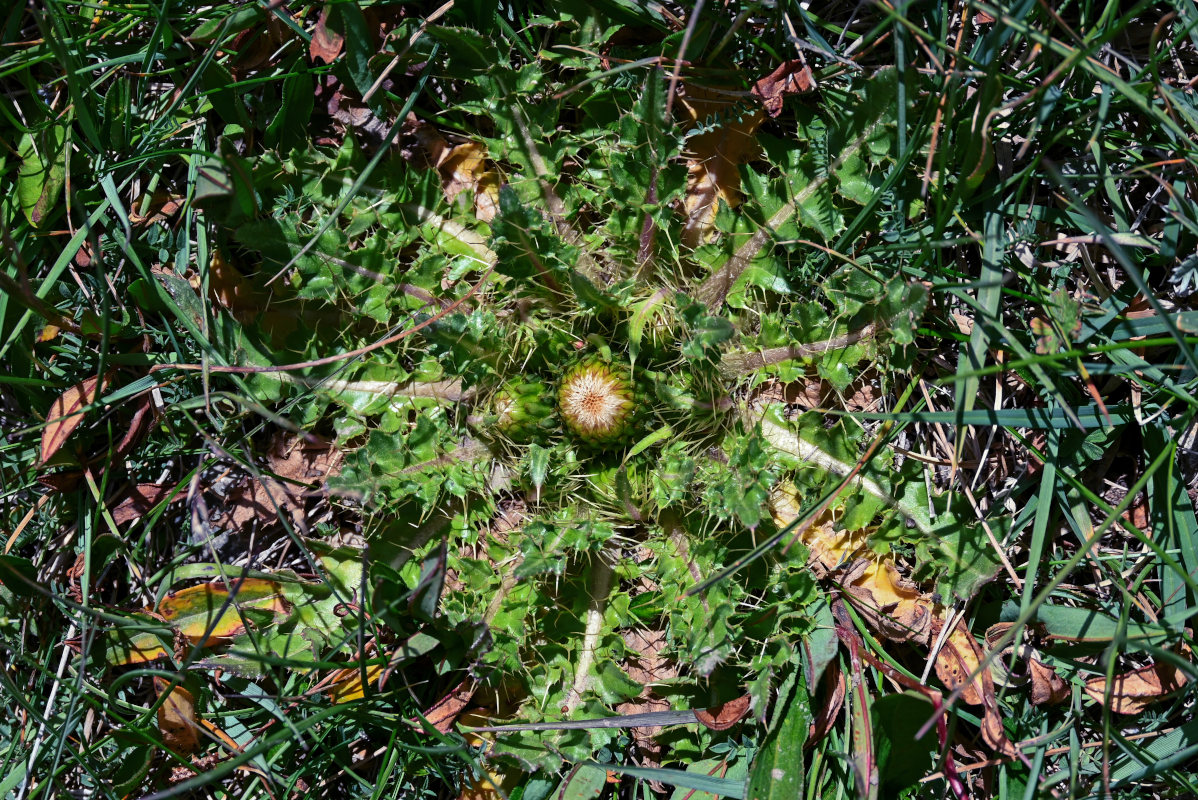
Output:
[871, 692, 938, 794]
[746, 670, 810, 800]
[592, 659, 642, 704]
[1007, 602, 1174, 645]
[17, 123, 66, 228]
[915, 517, 1005, 602]
[0, 555, 39, 598]
[553, 764, 607, 800]
[339, 3, 376, 99]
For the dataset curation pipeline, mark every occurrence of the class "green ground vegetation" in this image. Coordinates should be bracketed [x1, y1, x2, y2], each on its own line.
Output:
[3, 1, 1198, 798]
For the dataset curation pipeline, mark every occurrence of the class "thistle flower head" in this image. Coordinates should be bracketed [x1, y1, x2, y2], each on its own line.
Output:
[557, 357, 636, 446]
[491, 378, 555, 442]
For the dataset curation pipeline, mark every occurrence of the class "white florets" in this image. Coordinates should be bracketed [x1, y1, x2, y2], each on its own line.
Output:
[560, 366, 632, 437]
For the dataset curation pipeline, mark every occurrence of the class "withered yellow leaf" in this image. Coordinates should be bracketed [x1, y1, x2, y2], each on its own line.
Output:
[153, 676, 200, 754]
[680, 85, 763, 249]
[158, 578, 290, 645]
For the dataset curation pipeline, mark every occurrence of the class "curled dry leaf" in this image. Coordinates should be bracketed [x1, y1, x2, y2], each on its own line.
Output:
[984, 621, 1069, 705]
[1029, 657, 1070, 705]
[934, 620, 986, 706]
[1084, 654, 1190, 714]
[127, 192, 183, 226]
[111, 394, 157, 463]
[153, 676, 201, 754]
[933, 619, 1018, 758]
[422, 679, 478, 733]
[771, 482, 1018, 758]
[693, 694, 752, 731]
[809, 660, 846, 744]
[40, 372, 110, 466]
[309, 5, 344, 64]
[400, 114, 500, 222]
[751, 59, 816, 118]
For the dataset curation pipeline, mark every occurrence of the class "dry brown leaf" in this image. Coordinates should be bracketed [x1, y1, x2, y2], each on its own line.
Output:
[809, 660, 846, 743]
[933, 619, 1018, 758]
[1029, 657, 1070, 705]
[984, 622, 1070, 706]
[309, 5, 344, 64]
[622, 629, 673, 685]
[324, 79, 391, 140]
[771, 483, 1017, 759]
[772, 494, 934, 643]
[40, 373, 109, 466]
[110, 394, 157, 463]
[680, 85, 764, 248]
[128, 192, 183, 226]
[439, 142, 501, 222]
[153, 677, 201, 754]
[401, 113, 452, 166]
[226, 434, 342, 532]
[616, 694, 672, 761]
[693, 694, 752, 731]
[423, 679, 478, 733]
[111, 482, 184, 526]
[208, 249, 261, 324]
[1084, 657, 1189, 714]
[73, 238, 96, 269]
[679, 61, 813, 246]
[37, 470, 83, 493]
[614, 629, 675, 760]
[751, 59, 816, 118]
[934, 620, 987, 706]
[228, 15, 291, 77]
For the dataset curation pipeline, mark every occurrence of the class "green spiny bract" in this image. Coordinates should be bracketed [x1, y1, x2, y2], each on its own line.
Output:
[557, 356, 639, 447]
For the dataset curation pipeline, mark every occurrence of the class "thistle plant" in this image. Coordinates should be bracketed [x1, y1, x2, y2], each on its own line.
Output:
[301, 55, 951, 775]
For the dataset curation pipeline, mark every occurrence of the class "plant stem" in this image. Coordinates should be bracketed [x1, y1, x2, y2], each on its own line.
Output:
[565, 548, 615, 714]
[718, 322, 878, 378]
[695, 112, 890, 311]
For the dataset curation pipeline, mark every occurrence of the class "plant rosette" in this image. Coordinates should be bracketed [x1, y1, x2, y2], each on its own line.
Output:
[556, 356, 640, 448]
